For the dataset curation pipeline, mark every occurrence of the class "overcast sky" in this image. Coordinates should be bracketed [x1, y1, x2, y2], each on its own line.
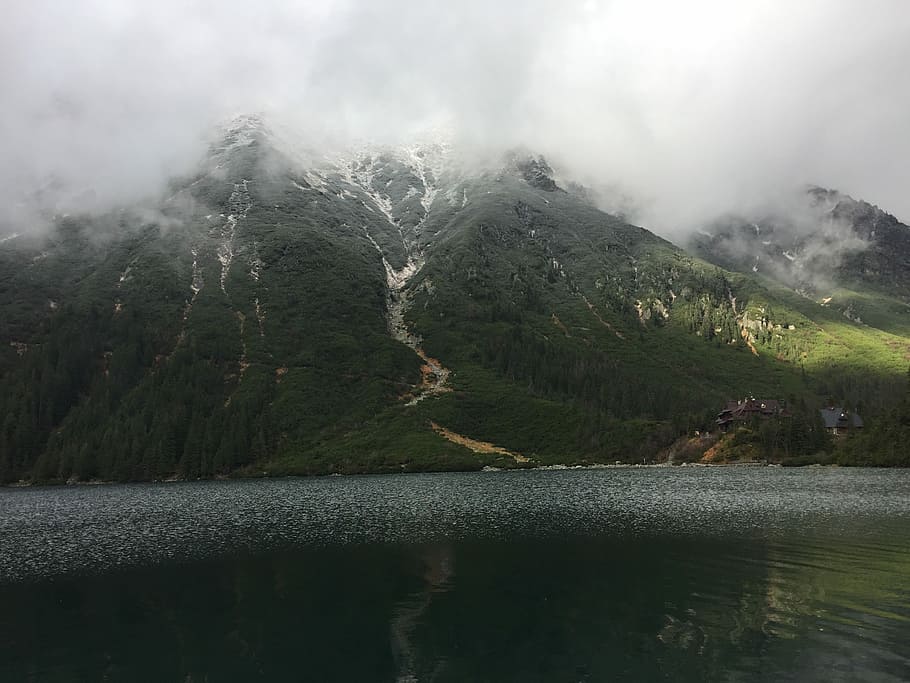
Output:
[3, 0, 910, 235]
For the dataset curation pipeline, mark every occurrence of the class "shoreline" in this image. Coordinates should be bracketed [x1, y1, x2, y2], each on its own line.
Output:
[0, 460, 858, 489]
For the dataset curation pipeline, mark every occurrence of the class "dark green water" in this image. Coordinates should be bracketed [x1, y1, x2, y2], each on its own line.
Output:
[1, 468, 909, 682]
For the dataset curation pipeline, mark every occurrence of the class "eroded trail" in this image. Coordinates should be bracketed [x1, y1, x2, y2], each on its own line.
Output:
[353, 155, 452, 405]
[365, 231, 451, 405]
[430, 422, 529, 464]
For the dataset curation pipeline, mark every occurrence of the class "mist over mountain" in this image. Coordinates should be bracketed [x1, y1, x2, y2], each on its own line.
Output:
[3, 2, 910, 481]
[2, 111, 910, 482]
[689, 188, 872, 291]
[5, 12, 910, 683]
[4, 1, 910, 239]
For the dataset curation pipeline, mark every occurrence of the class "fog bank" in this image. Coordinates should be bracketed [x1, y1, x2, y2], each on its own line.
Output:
[3, 0, 909, 235]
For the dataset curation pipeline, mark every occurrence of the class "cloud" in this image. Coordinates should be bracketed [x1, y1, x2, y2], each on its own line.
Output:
[2, 0, 910, 236]
[692, 187, 873, 293]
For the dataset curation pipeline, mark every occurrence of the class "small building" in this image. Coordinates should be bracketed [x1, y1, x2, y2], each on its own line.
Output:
[820, 407, 863, 436]
[716, 398, 788, 431]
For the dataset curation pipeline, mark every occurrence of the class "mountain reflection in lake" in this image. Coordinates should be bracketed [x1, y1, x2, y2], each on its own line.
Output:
[1, 468, 909, 681]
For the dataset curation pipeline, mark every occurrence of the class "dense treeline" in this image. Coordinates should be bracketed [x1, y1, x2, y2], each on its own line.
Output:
[0, 232, 416, 483]
[707, 400, 831, 464]
[0, 159, 421, 483]
[0, 306, 108, 481]
[480, 325, 688, 421]
[3, 134, 910, 482]
[408, 185, 910, 466]
[836, 370, 910, 466]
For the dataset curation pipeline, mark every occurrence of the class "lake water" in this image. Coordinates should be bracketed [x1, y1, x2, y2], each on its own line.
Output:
[1, 468, 909, 681]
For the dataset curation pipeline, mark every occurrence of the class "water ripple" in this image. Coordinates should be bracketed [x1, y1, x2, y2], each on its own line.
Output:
[2, 468, 910, 584]
[2, 468, 910, 681]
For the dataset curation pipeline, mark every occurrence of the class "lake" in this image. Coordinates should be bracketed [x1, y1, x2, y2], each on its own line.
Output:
[1, 468, 909, 681]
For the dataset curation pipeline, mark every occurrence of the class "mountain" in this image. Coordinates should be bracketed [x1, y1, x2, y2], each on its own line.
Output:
[689, 187, 910, 336]
[1, 117, 908, 482]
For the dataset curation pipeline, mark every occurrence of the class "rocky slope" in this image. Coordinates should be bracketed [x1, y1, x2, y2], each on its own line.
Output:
[1, 117, 908, 482]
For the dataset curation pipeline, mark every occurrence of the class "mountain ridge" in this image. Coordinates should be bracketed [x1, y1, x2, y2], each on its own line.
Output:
[2, 117, 909, 482]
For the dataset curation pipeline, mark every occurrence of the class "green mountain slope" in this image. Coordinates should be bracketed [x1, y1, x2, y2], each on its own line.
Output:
[688, 186, 910, 464]
[1, 119, 907, 482]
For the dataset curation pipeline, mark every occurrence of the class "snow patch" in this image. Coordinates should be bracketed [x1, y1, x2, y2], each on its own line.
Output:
[215, 180, 251, 295]
[305, 171, 326, 189]
[334, 155, 399, 228]
[183, 246, 204, 322]
[190, 248, 203, 296]
[402, 145, 439, 216]
[117, 264, 132, 287]
[249, 249, 263, 282]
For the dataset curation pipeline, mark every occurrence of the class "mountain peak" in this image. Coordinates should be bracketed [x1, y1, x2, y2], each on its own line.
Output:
[211, 113, 271, 153]
[504, 151, 560, 192]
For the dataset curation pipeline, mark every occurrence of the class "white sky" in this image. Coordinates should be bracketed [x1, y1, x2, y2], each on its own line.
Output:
[3, 0, 909, 234]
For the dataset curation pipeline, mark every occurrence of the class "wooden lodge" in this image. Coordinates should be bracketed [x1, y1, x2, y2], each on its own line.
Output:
[820, 407, 863, 437]
[716, 398, 788, 432]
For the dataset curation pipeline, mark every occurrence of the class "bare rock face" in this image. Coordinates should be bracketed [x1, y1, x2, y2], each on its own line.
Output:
[508, 152, 560, 192]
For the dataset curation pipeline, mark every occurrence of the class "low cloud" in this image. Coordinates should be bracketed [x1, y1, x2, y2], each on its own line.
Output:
[3, 0, 910, 237]
[690, 187, 875, 293]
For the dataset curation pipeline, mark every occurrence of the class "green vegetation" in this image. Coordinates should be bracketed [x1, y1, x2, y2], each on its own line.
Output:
[1, 131, 908, 483]
[704, 402, 832, 464]
[833, 370, 910, 466]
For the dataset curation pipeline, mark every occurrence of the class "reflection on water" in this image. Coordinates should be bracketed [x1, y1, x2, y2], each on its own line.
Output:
[1, 469, 909, 681]
[392, 545, 456, 682]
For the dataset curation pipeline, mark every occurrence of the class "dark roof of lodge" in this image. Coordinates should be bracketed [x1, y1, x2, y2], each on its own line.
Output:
[820, 407, 864, 429]
[718, 399, 783, 416]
